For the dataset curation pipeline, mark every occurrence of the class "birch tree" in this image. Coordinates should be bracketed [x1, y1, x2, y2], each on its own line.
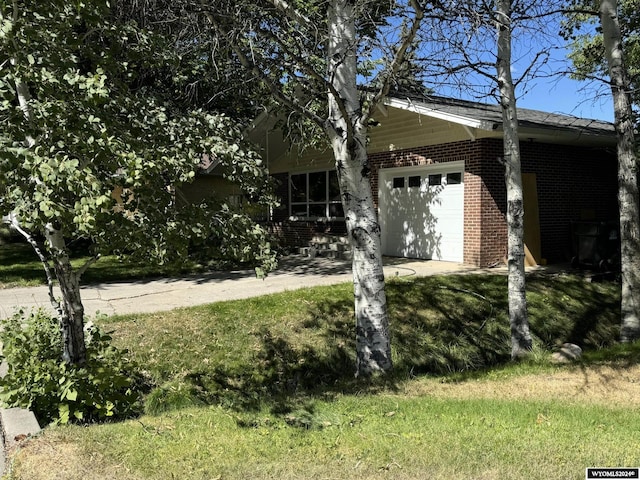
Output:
[600, 0, 640, 341]
[0, 0, 276, 364]
[563, 0, 640, 341]
[197, 0, 425, 375]
[417, 0, 561, 358]
[495, 0, 533, 358]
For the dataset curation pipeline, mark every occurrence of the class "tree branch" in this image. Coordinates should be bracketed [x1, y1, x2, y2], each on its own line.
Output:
[513, 49, 549, 88]
[77, 254, 101, 278]
[264, 0, 313, 29]
[201, 7, 326, 128]
[365, 0, 424, 120]
[3, 215, 61, 313]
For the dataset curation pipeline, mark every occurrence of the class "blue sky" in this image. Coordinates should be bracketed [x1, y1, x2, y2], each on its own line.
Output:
[433, 71, 615, 123]
[456, 46, 615, 123]
[513, 25, 615, 122]
[414, 14, 616, 123]
[517, 74, 614, 122]
[435, 72, 615, 123]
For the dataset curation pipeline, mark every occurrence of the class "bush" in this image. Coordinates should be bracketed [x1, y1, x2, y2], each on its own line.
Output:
[0, 309, 142, 425]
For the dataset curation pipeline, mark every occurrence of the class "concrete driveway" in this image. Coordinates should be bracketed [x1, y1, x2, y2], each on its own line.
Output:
[0, 255, 502, 320]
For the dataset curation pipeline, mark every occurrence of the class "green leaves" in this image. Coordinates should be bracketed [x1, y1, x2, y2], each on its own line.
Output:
[0, 17, 13, 39]
[1, 0, 276, 275]
[0, 309, 142, 425]
[565, 0, 640, 114]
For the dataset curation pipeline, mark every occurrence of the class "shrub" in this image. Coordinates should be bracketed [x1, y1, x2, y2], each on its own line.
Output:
[0, 309, 142, 425]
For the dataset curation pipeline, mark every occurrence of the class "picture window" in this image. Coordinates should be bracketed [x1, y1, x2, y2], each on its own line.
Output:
[290, 170, 344, 218]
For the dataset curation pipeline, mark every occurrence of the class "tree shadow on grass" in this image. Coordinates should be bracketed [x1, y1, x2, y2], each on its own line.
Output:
[144, 273, 624, 424]
[175, 296, 363, 416]
[387, 275, 513, 374]
[525, 273, 621, 349]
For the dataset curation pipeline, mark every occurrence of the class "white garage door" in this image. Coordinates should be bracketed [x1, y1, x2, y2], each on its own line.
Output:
[379, 162, 464, 262]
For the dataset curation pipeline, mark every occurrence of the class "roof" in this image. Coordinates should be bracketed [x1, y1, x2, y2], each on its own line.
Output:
[384, 93, 615, 143]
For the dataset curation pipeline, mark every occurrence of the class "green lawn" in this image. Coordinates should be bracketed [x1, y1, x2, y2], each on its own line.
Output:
[5, 273, 640, 480]
[0, 243, 207, 289]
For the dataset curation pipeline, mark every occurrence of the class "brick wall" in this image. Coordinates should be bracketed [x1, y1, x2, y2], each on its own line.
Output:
[520, 141, 618, 262]
[267, 138, 618, 266]
[465, 138, 617, 265]
[476, 139, 508, 266]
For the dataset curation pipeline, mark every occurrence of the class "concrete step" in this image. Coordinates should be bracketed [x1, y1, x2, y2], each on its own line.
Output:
[299, 234, 353, 261]
[310, 234, 349, 245]
[313, 242, 349, 252]
[299, 246, 352, 260]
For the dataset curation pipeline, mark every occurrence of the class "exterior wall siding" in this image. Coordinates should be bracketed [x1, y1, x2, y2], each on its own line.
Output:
[366, 108, 494, 153]
[267, 108, 502, 175]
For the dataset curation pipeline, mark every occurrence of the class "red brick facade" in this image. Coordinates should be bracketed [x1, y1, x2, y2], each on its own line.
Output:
[267, 138, 618, 266]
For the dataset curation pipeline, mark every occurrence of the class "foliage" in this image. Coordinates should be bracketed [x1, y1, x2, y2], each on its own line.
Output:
[0, 309, 143, 425]
[0, 0, 276, 271]
[111, 0, 270, 119]
[563, 0, 640, 123]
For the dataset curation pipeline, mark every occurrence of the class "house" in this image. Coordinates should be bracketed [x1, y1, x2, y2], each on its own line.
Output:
[250, 94, 619, 267]
[177, 155, 244, 208]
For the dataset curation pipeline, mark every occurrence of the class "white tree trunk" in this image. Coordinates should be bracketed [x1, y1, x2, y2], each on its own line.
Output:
[600, 0, 640, 342]
[326, 0, 392, 376]
[8, 0, 88, 364]
[44, 226, 87, 364]
[496, 0, 532, 359]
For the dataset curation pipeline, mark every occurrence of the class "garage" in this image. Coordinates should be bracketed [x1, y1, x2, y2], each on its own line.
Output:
[378, 161, 464, 262]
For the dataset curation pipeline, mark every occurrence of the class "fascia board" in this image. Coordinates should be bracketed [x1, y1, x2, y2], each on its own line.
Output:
[383, 97, 498, 131]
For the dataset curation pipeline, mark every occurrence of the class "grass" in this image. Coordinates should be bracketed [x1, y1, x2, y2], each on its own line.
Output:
[4, 272, 640, 480]
[0, 243, 209, 289]
[13, 391, 639, 480]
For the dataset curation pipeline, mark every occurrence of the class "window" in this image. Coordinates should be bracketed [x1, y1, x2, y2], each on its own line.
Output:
[290, 170, 343, 218]
[447, 172, 462, 185]
[428, 174, 442, 186]
[408, 175, 421, 188]
[393, 177, 405, 188]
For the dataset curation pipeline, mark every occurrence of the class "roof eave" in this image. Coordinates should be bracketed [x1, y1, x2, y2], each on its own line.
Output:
[384, 95, 615, 144]
[383, 96, 498, 131]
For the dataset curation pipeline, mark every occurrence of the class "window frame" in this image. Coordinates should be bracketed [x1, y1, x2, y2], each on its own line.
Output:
[289, 170, 344, 220]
